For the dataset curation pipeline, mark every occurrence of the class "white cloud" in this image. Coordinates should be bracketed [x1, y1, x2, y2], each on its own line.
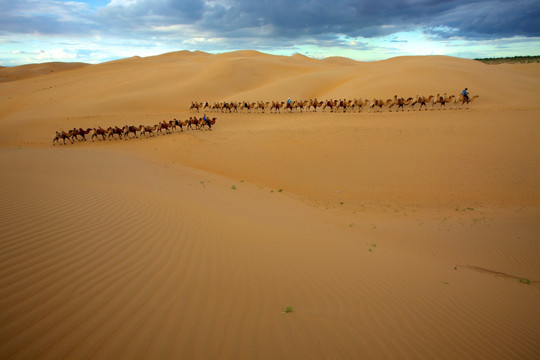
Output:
[35, 48, 78, 61]
[106, 0, 138, 7]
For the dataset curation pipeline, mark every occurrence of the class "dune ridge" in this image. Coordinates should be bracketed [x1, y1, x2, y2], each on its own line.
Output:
[1, 50, 539, 359]
[0, 62, 89, 82]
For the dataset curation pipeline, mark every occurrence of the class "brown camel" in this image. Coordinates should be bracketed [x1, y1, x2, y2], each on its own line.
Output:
[411, 95, 435, 111]
[187, 116, 200, 129]
[52, 130, 74, 145]
[323, 99, 338, 112]
[454, 94, 479, 109]
[173, 118, 188, 131]
[336, 99, 352, 112]
[189, 101, 202, 112]
[256, 101, 268, 113]
[123, 125, 143, 139]
[270, 101, 284, 113]
[352, 98, 369, 112]
[141, 125, 156, 137]
[309, 98, 324, 112]
[198, 117, 217, 130]
[71, 127, 92, 141]
[389, 96, 415, 112]
[433, 93, 455, 109]
[155, 121, 172, 134]
[369, 98, 393, 112]
[107, 126, 124, 140]
[91, 127, 107, 141]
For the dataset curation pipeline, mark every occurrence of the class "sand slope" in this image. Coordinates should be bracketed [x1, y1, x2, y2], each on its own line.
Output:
[0, 62, 89, 82]
[1, 51, 539, 359]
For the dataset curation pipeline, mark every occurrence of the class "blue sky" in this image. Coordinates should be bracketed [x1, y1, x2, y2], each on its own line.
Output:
[1, 0, 539, 66]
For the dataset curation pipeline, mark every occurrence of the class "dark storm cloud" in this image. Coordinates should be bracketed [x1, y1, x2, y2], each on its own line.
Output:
[95, 0, 205, 28]
[424, 0, 540, 39]
[1, 0, 539, 40]
[201, 0, 540, 39]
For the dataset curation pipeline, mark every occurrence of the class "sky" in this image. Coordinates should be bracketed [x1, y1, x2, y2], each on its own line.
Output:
[1, 0, 539, 66]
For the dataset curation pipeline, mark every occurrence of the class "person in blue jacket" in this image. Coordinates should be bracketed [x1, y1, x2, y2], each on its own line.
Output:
[462, 88, 470, 103]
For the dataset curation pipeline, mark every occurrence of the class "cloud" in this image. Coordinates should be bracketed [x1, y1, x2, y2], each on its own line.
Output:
[2, 0, 539, 40]
[1, 0, 539, 65]
[425, 1, 540, 39]
[0, 0, 95, 35]
[95, 0, 205, 32]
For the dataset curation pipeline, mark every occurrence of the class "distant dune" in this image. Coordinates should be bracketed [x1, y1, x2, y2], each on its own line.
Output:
[0, 61, 89, 82]
[1, 50, 539, 360]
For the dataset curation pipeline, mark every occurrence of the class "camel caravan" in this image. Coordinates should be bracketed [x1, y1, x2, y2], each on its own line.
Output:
[53, 116, 217, 145]
[190, 93, 478, 114]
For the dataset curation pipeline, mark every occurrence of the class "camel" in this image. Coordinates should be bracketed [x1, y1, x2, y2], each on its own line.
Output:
[411, 95, 435, 111]
[284, 101, 294, 112]
[270, 101, 284, 113]
[107, 126, 124, 140]
[52, 130, 74, 145]
[222, 102, 235, 113]
[336, 99, 352, 112]
[323, 99, 338, 112]
[389, 96, 414, 112]
[71, 127, 92, 141]
[239, 102, 250, 112]
[141, 125, 156, 137]
[155, 121, 172, 134]
[260, 101, 270, 113]
[172, 118, 188, 131]
[368, 98, 393, 112]
[454, 94, 479, 109]
[352, 98, 369, 112]
[187, 116, 200, 129]
[433, 93, 455, 110]
[294, 100, 309, 112]
[123, 125, 143, 139]
[91, 127, 107, 141]
[198, 117, 216, 130]
[309, 98, 324, 112]
[189, 102, 202, 112]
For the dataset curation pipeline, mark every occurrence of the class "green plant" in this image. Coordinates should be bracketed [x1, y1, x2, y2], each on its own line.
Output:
[200, 180, 206, 188]
[283, 305, 294, 313]
[520, 278, 531, 285]
[231, 184, 237, 190]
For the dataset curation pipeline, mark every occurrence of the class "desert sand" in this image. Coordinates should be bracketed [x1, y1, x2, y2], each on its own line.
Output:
[1, 50, 539, 359]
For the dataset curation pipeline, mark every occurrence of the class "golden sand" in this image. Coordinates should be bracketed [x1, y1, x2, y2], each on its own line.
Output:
[1, 51, 539, 359]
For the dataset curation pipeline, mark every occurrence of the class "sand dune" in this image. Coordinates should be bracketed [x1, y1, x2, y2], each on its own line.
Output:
[1, 51, 539, 359]
[0, 62, 89, 82]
